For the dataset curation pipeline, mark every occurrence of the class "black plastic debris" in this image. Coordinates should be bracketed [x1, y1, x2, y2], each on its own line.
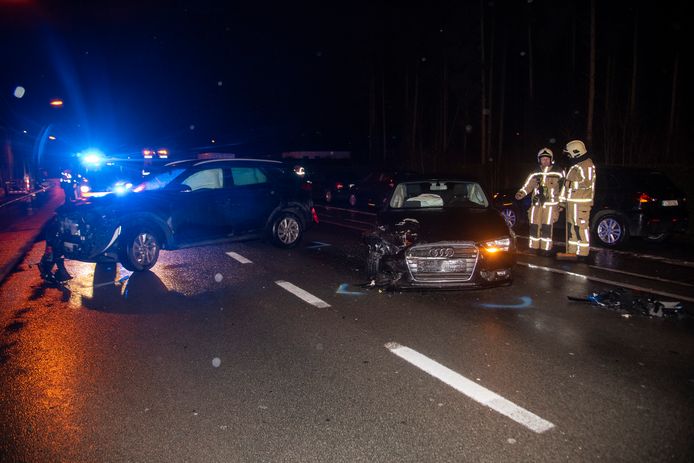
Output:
[568, 289, 685, 319]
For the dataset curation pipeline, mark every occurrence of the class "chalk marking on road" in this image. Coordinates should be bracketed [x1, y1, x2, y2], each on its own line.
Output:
[275, 280, 331, 308]
[516, 234, 694, 268]
[385, 342, 555, 434]
[517, 261, 694, 303]
[225, 251, 252, 264]
[588, 265, 694, 288]
[481, 296, 533, 309]
[336, 283, 365, 296]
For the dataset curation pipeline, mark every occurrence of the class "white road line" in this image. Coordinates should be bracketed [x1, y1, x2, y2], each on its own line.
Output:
[385, 342, 555, 434]
[589, 264, 694, 287]
[517, 261, 694, 303]
[516, 234, 694, 268]
[225, 251, 253, 264]
[275, 280, 331, 308]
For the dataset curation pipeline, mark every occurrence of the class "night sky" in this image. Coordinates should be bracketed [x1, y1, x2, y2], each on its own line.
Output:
[1, 1, 691, 174]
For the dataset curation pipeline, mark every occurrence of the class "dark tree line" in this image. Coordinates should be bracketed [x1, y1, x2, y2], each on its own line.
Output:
[362, 0, 689, 188]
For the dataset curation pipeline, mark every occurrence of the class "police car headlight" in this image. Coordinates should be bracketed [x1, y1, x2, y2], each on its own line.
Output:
[80, 185, 91, 194]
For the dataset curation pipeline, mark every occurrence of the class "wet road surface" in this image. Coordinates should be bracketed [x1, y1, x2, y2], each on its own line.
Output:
[1, 207, 693, 462]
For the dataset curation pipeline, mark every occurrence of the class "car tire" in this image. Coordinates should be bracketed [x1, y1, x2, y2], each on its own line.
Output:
[119, 226, 161, 271]
[500, 207, 518, 228]
[348, 193, 357, 208]
[271, 212, 302, 248]
[594, 214, 628, 247]
[366, 250, 381, 279]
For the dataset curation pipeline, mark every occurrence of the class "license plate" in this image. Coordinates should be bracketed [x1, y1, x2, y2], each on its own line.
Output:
[662, 199, 678, 206]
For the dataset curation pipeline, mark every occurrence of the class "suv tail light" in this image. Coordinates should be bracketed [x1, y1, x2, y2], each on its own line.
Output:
[638, 192, 656, 203]
[335, 181, 344, 190]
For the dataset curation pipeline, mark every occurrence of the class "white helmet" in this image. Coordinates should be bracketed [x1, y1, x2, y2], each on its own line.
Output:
[537, 147, 554, 164]
[564, 139, 587, 158]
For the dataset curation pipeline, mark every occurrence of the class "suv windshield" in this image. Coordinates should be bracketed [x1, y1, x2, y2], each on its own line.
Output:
[389, 181, 489, 209]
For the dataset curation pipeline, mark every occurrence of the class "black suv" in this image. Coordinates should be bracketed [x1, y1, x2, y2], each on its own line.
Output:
[493, 166, 688, 247]
[49, 158, 315, 271]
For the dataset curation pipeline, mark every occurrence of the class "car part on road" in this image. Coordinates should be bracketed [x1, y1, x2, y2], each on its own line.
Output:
[568, 289, 685, 318]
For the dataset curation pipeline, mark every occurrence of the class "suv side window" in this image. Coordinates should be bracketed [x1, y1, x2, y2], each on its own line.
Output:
[182, 168, 224, 191]
[231, 167, 268, 186]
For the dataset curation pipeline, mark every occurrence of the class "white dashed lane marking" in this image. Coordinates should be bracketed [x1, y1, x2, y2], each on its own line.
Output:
[275, 280, 331, 308]
[226, 251, 253, 264]
[386, 342, 555, 434]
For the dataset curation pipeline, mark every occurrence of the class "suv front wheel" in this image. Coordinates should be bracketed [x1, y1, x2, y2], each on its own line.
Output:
[271, 212, 303, 248]
[119, 227, 161, 271]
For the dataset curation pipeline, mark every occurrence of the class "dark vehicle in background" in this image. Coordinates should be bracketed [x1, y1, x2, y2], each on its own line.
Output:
[308, 166, 362, 205]
[491, 189, 531, 229]
[348, 170, 419, 209]
[591, 167, 688, 246]
[493, 166, 688, 247]
[50, 159, 316, 271]
[364, 177, 516, 289]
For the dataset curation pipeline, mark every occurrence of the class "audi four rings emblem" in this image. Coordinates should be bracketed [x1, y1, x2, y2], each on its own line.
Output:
[428, 247, 455, 258]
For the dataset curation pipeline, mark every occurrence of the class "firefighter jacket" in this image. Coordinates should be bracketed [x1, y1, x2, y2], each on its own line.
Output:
[516, 166, 564, 207]
[560, 157, 596, 206]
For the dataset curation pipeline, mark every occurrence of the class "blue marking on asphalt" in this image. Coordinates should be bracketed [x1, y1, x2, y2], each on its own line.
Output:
[306, 241, 332, 249]
[480, 296, 532, 309]
[336, 283, 365, 296]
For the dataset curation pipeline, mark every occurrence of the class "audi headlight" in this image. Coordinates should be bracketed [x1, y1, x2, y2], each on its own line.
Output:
[480, 237, 511, 253]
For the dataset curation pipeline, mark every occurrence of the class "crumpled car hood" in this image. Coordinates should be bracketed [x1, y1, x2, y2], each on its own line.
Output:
[376, 207, 510, 243]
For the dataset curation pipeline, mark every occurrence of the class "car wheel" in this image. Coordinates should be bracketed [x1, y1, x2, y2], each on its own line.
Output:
[500, 207, 517, 228]
[366, 250, 381, 278]
[348, 193, 357, 207]
[119, 227, 161, 271]
[594, 214, 628, 247]
[324, 190, 333, 203]
[271, 212, 302, 248]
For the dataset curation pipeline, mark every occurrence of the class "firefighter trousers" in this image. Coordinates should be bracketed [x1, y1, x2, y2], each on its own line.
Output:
[528, 204, 559, 251]
[566, 202, 592, 256]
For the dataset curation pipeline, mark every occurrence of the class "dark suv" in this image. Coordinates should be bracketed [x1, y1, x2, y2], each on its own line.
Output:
[49, 158, 315, 271]
[493, 166, 688, 247]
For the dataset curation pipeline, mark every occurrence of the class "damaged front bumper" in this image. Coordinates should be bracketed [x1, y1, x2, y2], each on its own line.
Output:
[49, 211, 122, 263]
[365, 234, 516, 289]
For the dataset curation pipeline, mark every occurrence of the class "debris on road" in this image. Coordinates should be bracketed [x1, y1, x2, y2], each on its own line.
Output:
[568, 289, 685, 318]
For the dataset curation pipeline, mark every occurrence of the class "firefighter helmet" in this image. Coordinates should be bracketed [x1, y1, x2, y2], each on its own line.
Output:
[537, 147, 554, 164]
[564, 139, 587, 158]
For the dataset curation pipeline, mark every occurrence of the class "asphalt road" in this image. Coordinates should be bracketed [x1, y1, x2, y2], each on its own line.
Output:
[1, 211, 693, 462]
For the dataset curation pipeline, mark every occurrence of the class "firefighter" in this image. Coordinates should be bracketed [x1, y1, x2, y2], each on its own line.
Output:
[515, 147, 564, 256]
[59, 168, 77, 203]
[557, 139, 596, 261]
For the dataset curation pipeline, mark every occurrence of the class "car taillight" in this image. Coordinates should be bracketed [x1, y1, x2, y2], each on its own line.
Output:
[335, 181, 344, 190]
[638, 192, 656, 203]
[311, 207, 319, 223]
